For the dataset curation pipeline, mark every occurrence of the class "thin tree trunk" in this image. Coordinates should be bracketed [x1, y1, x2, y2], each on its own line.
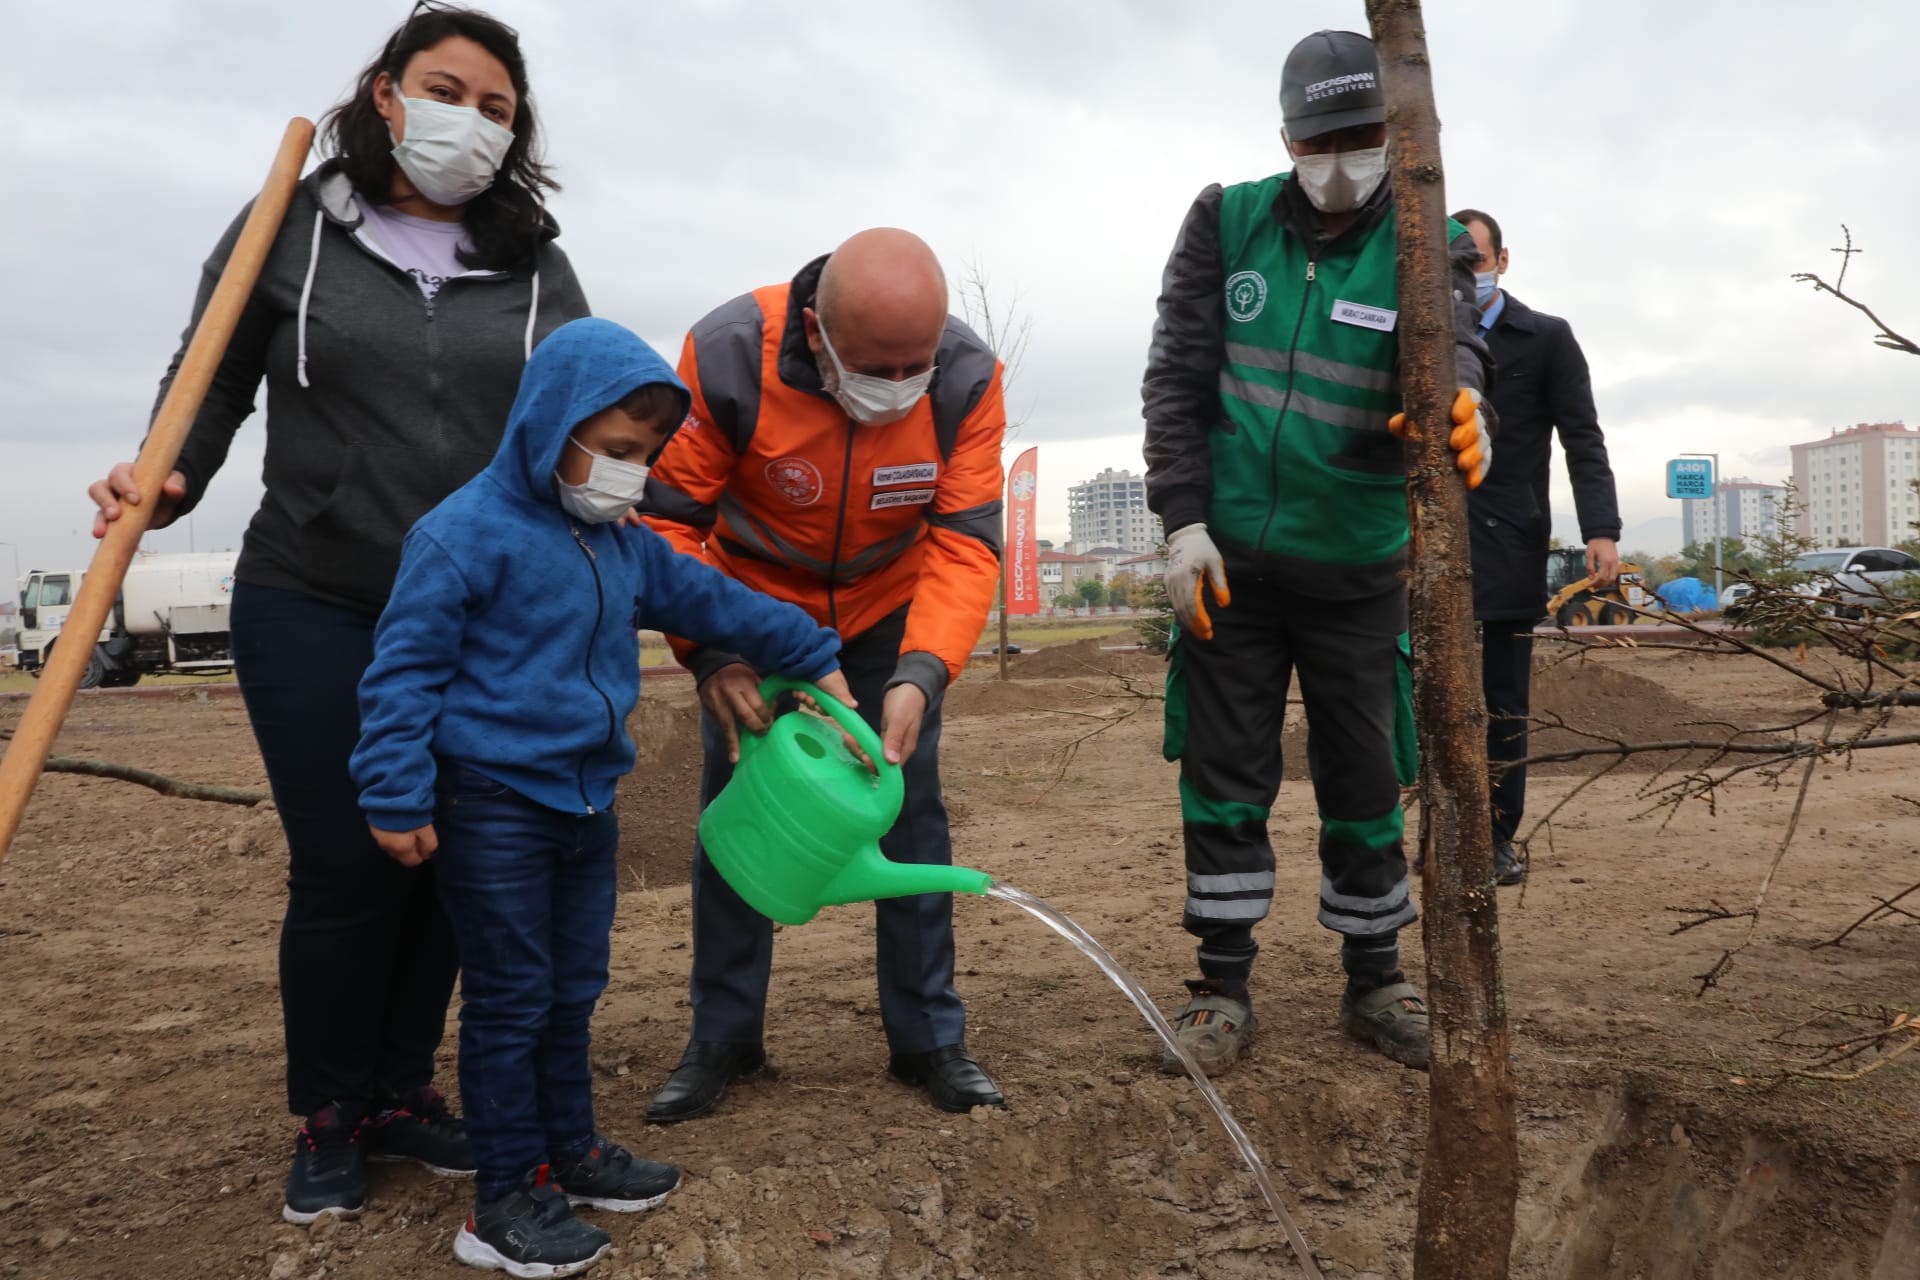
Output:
[1363, 3, 1520, 1275]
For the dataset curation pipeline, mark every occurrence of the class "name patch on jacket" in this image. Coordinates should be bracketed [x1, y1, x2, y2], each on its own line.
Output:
[1332, 299, 1397, 332]
[870, 488, 936, 510]
[873, 463, 939, 487]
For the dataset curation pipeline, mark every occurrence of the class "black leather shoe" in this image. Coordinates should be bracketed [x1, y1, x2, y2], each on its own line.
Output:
[645, 1041, 768, 1124]
[888, 1044, 1006, 1113]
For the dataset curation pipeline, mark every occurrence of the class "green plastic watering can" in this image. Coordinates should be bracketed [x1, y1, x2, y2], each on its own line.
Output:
[698, 676, 992, 926]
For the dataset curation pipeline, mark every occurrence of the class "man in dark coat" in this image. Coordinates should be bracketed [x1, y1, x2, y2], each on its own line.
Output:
[1453, 209, 1621, 885]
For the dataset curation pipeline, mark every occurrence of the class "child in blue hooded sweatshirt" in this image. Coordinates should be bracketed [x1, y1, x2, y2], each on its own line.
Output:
[352, 317, 848, 1278]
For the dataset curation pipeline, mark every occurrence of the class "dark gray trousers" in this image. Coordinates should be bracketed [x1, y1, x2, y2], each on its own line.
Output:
[1166, 573, 1414, 985]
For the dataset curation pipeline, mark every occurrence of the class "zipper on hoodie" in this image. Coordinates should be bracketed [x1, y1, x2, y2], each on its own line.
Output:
[824, 421, 857, 631]
[570, 523, 618, 815]
[1253, 255, 1317, 555]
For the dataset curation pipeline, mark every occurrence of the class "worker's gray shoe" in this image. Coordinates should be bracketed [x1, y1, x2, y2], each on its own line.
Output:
[1160, 980, 1256, 1076]
[1493, 842, 1526, 886]
[1340, 981, 1430, 1070]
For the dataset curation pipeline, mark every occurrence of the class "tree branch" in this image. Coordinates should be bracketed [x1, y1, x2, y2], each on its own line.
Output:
[42, 757, 271, 807]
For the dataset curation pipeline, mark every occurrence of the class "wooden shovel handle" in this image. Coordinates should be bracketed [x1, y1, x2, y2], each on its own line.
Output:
[0, 117, 314, 868]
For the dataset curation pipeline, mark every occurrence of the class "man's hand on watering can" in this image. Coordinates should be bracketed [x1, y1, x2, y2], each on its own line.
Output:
[700, 663, 772, 764]
[371, 823, 437, 867]
[882, 684, 928, 765]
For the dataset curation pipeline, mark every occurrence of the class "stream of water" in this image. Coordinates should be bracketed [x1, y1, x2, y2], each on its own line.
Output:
[985, 881, 1322, 1279]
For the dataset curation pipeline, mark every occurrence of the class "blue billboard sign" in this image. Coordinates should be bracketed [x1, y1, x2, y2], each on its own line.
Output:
[1666, 458, 1714, 500]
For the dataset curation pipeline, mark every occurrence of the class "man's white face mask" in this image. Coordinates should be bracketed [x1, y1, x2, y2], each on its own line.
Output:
[1290, 144, 1389, 214]
[817, 322, 936, 427]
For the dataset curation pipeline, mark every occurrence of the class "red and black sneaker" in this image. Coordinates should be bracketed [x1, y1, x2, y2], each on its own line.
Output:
[453, 1164, 611, 1277]
[550, 1134, 680, 1213]
[283, 1101, 368, 1224]
[365, 1086, 476, 1179]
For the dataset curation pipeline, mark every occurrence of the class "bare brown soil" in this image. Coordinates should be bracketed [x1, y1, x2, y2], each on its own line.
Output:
[1, 646, 1916, 1278]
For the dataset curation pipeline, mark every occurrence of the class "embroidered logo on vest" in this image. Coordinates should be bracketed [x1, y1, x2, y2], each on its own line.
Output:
[1225, 270, 1268, 322]
[765, 457, 824, 506]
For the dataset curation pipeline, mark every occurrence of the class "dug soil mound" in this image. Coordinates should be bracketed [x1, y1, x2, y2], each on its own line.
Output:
[1520, 654, 1745, 774]
[978, 633, 1165, 680]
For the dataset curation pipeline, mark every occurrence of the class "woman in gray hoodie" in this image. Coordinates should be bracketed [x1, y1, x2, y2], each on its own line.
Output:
[87, 4, 591, 1226]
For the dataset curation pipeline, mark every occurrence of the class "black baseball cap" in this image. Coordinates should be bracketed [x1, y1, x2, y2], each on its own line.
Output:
[1279, 30, 1385, 141]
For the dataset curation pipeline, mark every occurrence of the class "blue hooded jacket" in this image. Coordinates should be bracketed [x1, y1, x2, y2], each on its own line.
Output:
[352, 318, 842, 830]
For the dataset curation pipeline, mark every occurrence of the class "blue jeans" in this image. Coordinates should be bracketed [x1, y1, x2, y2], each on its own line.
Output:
[231, 581, 457, 1118]
[687, 606, 965, 1054]
[433, 764, 618, 1199]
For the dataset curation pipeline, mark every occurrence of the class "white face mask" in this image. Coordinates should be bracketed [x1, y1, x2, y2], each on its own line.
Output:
[555, 437, 650, 524]
[1291, 144, 1389, 214]
[817, 322, 936, 427]
[389, 94, 514, 207]
[1474, 270, 1500, 309]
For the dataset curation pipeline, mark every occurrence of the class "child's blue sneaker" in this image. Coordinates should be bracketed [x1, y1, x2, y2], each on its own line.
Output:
[454, 1165, 610, 1277]
[550, 1134, 680, 1213]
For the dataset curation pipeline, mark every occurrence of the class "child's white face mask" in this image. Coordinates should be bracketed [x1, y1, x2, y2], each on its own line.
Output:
[556, 436, 649, 524]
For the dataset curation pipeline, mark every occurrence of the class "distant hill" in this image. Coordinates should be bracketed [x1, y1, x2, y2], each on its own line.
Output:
[1552, 513, 1683, 556]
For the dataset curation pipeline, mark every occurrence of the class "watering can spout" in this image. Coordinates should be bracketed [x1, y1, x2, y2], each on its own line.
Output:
[822, 848, 992, 909]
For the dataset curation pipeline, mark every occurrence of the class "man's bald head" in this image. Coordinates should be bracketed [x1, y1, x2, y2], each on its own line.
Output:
[806, 228, 949, 382]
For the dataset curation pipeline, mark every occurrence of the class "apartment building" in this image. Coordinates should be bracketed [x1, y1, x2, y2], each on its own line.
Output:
[1791, 422, 1920, 547]
[1681, 478, 1785, 548]
[1067, 468, 1162, 553]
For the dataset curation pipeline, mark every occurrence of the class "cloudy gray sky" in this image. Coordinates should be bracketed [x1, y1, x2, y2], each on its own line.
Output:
[6, 0, 1919, 584]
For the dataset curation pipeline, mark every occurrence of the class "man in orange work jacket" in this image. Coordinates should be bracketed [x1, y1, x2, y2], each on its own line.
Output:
[640, 229, 1009, 1119]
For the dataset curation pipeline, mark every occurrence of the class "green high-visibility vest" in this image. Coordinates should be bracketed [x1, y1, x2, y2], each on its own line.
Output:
[1209, 175, 1462, 566]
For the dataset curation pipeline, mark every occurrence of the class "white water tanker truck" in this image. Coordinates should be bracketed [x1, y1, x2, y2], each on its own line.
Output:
[16, 551, 239, 688]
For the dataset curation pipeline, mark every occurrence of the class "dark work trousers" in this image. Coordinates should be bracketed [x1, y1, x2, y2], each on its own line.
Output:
[433, 765, 616, 1200]
[1166, 574, 1415, 989]
[1480, 618, 1536, 847]
[231, 581, 459, 1119]
[687, 606, 965, 1055]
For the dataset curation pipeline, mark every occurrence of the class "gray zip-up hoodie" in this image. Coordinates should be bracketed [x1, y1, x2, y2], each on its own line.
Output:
[155, 159, 591, 614]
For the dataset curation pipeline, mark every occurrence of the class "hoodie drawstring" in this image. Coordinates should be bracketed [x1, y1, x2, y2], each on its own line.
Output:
[524, 269, 541, 361]
[300, 212, 540, 381]
[296, 210, 323, 389]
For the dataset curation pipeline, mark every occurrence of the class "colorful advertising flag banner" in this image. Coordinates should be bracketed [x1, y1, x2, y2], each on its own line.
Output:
[1006, 448, 1040, 615]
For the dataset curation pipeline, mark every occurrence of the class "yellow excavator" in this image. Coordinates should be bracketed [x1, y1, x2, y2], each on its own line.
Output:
[1544, 547, 1653, 627]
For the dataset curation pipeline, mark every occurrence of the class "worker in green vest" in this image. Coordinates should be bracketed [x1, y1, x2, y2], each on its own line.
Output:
[1141, 29, 1494, 1073]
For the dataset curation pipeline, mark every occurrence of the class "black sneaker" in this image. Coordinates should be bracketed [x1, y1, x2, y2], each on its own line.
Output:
[453, 1165, 611, 1278]
[283, 1101, 368, 1225]
[550, 1135, 680, 1213]
[366, 1085, 476, 1178]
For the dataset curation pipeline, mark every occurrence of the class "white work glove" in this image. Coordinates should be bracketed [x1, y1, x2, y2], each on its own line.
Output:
[1389, 387, 1492, 489]
[1166, 523, 1231, 641]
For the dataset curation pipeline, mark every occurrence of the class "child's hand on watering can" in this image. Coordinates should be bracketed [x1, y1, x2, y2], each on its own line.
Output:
[370, 823, 438, 866]
[700, 663, 773, 764]
[795, 668, 872, 769]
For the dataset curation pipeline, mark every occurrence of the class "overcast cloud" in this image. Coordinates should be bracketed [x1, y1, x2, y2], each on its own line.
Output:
[6, 0, 1919, 581]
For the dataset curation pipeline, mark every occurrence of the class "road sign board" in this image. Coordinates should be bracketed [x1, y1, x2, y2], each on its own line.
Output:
[1666, 458, 1714, 500]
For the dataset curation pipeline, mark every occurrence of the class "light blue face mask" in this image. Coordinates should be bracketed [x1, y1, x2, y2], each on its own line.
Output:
[1474, 270, 1500, 309]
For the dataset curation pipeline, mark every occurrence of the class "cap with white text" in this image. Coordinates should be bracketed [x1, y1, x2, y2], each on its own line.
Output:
[1280, 30, 1385, 141]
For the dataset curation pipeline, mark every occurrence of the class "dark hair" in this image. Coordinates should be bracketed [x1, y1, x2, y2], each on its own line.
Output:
[1451, 208, 1502, 257]
[320, 2, 557, 271]
[617, 384, 683, 427]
